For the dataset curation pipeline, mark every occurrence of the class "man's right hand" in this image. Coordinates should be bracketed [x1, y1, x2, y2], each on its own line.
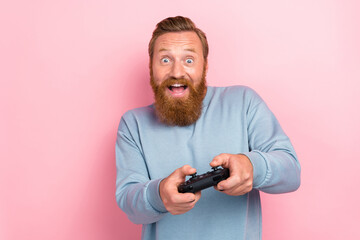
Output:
[159, 165, 201, 215]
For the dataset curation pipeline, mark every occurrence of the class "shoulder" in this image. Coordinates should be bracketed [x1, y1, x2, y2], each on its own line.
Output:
[209, 85, 263, 106]
[122, 104, 155, 121]
[118, 104, 157, 132]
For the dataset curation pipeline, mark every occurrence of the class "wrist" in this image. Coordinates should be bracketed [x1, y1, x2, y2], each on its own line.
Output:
[147, 178, 168, 213]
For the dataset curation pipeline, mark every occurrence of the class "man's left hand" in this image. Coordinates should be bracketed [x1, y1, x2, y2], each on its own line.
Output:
[210, 153, 254, 196]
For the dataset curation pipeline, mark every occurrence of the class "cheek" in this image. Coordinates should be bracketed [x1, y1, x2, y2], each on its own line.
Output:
[190, 66, 204, 82]
[152, 66, 167, 83]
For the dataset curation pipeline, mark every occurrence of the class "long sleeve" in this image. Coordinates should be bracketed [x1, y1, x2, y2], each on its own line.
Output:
[115, 116, 168, 225]
[114, 86, 299, 239]
[242, 90, 301, 193]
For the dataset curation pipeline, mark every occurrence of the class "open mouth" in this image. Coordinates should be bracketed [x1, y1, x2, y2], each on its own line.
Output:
[168, 84, 188, 95]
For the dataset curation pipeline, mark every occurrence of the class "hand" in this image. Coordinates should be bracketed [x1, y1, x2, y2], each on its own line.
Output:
[159, 165, 201, 215]
[210, 153, 253, 196]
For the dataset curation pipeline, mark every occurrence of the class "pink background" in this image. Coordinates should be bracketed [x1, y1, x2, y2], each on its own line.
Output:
[1, 0, 359, 239]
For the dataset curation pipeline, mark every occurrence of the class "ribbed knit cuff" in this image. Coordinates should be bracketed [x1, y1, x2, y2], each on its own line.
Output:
[146, 178, 168, 213]
[242, 151, 267, 189]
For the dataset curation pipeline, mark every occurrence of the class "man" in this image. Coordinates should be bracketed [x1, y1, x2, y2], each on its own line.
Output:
[116, 16, 300, 240]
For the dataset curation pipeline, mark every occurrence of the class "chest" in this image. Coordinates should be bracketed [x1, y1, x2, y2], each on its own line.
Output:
[139, 107, 250, 179]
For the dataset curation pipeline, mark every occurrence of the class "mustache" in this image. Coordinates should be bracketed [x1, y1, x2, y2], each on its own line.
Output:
[161, 78, 191, 86]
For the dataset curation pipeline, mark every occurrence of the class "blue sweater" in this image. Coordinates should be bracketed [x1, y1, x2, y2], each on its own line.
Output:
[116, 86, 301, 240]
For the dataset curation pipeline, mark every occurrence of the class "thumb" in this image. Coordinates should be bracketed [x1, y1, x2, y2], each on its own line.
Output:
[172, 165, 197, 181]
[210, 153, 231, 168]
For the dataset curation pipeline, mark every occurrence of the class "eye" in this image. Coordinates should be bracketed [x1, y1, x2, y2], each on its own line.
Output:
[186, 59, 194, 64]
[161, 58, 170, 63]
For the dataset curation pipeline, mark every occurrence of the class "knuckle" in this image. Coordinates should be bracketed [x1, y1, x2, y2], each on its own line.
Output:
[169, 196, 177, 203]
[244, 172, 253, 180]
[243, 172, 250, 179]
[232, 175, 241, 183]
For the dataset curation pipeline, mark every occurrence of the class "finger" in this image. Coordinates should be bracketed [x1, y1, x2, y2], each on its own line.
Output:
[173, 165, 197, 180]
[176, 190, 201, 206]
[218, 178, 253, 196]
[193, 190, 201, 203]
[210, 153, 230, 168]
[180, 192, 197, 203]
[170, 201, 197, 215]
[216, 185, 240, 195]
[222, 184, 252, 196]
[166, 192, 196, 206]
[173, 187, 201, 205]
[217, 175, 239, 190]
[213, 185, 224, 192]
[167, 166, 197, 192]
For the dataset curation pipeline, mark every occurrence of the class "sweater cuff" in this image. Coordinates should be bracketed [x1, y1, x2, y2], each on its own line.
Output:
[146, 178, 168, 213]
[242, 151, 267, 189]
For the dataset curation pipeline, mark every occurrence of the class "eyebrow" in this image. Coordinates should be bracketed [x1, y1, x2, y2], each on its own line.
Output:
[158, 48, 197, 53]
[185, 48, 196, 53]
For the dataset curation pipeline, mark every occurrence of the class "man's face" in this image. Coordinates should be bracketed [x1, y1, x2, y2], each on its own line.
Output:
[150, 31, 207, 126]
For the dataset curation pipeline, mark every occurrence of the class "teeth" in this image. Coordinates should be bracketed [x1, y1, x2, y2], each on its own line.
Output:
[171, 84, 185, 87]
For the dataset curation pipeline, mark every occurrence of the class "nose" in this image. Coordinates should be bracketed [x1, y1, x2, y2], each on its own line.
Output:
[170, 60, 185, 79]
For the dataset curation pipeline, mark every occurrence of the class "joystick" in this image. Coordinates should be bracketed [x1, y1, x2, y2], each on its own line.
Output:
[178, 167, 230, 193]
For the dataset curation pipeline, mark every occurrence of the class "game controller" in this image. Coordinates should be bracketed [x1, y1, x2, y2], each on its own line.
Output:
[178, 167, 230, 193]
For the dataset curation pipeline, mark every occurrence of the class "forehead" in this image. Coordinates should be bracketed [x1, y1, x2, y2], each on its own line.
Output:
[154, 31, 203, 55]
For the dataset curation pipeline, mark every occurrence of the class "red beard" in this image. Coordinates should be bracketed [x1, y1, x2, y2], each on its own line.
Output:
[150, 68, 207, 126]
